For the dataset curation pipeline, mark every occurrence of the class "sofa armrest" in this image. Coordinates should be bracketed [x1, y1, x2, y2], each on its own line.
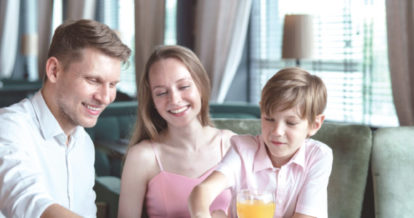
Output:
[94, 176, 121, 218]
[313, 122, 373, 218]
[372, 127, 414, 218]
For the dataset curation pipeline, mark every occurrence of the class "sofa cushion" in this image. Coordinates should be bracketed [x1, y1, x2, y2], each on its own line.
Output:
[213, 119, 261, 135]
[313, 122, 372, 218]
[371, 127, 414, 218]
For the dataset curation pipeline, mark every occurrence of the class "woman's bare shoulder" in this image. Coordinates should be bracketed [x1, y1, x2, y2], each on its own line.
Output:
[126, 140, 154, 160]
[209, 127, 237, 151]
[122, 139, 161, 182]
[124, 140, 160, 173]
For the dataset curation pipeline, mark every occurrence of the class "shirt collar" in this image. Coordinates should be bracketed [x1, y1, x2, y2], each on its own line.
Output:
[253, 135, 275, 172]
[253, 135, 307, 172]
[31, 91, 65, 140]
[31, 91, 82, 145]
[290, 140, 306, 168]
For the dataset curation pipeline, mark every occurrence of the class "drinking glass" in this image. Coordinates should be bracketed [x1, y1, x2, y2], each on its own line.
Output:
[236, 189, 275, 218]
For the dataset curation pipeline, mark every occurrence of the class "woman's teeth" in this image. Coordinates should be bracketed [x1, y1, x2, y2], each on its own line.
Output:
[170, 107, 187, 114]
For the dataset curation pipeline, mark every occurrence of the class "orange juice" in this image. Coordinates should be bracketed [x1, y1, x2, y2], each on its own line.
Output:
[236, 199, 275, 218]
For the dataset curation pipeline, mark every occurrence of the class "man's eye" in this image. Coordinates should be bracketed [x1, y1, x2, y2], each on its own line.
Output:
[87, 78, 98, 83]
[109, 83, 117, 88]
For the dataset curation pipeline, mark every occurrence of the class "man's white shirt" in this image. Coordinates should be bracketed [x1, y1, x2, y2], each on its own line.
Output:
[0, 91, 96, 218]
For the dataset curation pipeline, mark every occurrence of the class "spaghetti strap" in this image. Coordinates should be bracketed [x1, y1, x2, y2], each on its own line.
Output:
[220, 130, 224, 158]
[150, 142, 164, 171]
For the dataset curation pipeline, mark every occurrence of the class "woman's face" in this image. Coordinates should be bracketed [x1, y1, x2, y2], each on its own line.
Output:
[149, 58, 202, 128]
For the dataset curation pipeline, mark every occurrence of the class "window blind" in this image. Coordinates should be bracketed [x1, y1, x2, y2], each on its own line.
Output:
[249, 0, 398, 126]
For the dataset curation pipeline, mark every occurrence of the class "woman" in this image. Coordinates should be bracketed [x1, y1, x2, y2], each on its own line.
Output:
[118, 45, 235, 218]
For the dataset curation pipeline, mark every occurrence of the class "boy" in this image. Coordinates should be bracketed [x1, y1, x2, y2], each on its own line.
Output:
[189, 67, 333, 218]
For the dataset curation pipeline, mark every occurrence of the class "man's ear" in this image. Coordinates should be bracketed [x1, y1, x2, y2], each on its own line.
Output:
[45, 57, 62, 83]
[308, 114, 325, 137]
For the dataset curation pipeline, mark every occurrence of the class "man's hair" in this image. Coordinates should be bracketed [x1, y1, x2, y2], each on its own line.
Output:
[260, 67, 327, 124]
[47, 19, 131, 71]
[129, 45, 212, 146]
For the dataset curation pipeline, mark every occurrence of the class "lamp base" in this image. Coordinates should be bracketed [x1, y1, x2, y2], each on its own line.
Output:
[295, 59, 301, 67]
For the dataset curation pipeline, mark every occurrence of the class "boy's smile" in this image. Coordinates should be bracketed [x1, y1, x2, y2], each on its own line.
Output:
[260, 106, 323, 168]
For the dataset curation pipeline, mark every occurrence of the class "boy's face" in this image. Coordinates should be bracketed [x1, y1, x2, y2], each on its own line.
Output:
[260, 107, 324, 167]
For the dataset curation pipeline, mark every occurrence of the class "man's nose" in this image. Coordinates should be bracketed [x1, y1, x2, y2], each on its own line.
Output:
[95, 85, 113, 105]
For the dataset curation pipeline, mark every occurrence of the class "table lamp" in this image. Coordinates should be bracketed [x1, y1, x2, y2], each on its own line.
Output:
[282, 14, 313, 66]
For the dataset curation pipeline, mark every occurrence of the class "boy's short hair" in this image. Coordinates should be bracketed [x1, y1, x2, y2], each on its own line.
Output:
[260, 67, 327, 124]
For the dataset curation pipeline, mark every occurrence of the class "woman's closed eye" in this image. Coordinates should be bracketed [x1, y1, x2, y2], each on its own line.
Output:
[179, 84, 191, 90]
[155, 91, 167, 96]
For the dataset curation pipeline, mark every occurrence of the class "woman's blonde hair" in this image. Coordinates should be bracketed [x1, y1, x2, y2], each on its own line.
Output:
[260, 67, 327, 124]
[129, 45, 212, 147]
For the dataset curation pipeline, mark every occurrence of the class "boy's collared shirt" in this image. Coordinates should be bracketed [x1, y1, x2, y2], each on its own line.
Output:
[217, 134, 333, 218]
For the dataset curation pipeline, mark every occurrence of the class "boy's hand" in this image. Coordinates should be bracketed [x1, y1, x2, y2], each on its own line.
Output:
[211, 210, 229, 218]
[188, 172, 230, 218]
[192, 212, 212, 218]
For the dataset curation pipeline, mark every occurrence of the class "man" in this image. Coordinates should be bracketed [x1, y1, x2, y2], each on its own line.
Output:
[0, 19, 131, 217]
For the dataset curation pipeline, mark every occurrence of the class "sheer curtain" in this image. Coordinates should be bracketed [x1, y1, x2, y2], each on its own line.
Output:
[386, 0, 414, 126]
[37, 0, 54, 80]
[21, 0, 38, 81]
[194, 0, 252, 103]
[0, 0, 20, 79]
[66, 0, 96, 20]
[134, 0, 165, 88]
[37, 0, 97, 80]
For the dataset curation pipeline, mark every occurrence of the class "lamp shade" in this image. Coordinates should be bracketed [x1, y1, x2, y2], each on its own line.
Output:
[282, 14, 313, 59]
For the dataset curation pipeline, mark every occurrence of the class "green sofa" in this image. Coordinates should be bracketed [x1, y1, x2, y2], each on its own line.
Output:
[87, 101, 262, 218]
[88, 102, 414, 218]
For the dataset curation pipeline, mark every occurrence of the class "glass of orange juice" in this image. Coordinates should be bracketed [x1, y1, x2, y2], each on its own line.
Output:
[236, 189, 275, 218]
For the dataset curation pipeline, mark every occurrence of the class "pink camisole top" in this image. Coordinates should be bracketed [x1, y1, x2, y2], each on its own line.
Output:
[144, 135, 232, 218]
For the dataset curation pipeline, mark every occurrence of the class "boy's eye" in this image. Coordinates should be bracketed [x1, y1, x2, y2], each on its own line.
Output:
[286, 120, 300, 126]
[264, 117, 274, 122]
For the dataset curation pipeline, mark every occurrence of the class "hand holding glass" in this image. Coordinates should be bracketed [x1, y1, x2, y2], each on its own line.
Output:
[236, 189, 275, 218]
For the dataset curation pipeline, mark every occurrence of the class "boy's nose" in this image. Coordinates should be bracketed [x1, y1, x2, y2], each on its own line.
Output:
[272, 123, 284, 136]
